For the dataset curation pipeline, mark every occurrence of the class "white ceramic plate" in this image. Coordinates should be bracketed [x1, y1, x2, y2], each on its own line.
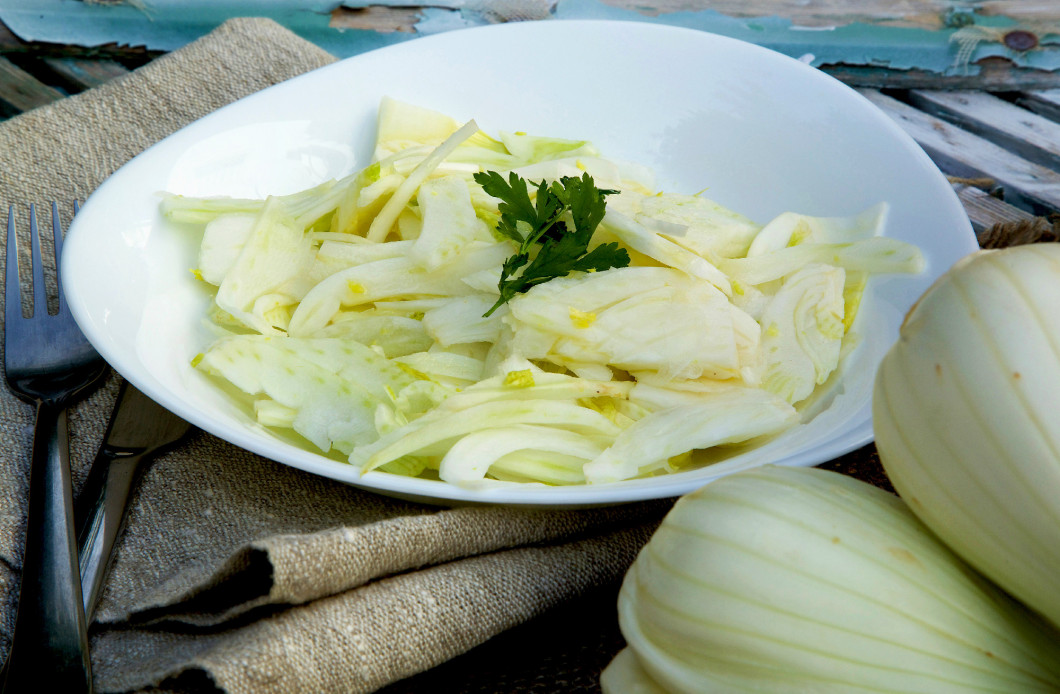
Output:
[63, 20, 978, 506]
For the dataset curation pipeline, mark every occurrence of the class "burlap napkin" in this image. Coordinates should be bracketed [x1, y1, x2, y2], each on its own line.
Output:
[0, 18, 670, 693]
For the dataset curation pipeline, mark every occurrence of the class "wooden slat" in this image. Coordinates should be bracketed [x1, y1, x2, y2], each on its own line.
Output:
[0, 55, 63, 115]
[861, 89, 1060, 215]
[905, 89, 1060, 170]
[39, 57, 130, 90]
[0, 17, 27, 51]
[824, 59, 1060, 91]
[1014, 88, 1060, 122]
[599, 1, 1060, 29]
[0, 19, 158, 63]
[330, 7, 424, 33]
[951, 183, 1038, 235]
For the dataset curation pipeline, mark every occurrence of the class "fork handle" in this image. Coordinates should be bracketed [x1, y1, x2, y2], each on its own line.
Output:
[3, 402, 93, 693]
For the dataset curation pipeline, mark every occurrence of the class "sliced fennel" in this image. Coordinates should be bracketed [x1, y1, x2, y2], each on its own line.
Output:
[213, 197, 315, 335]
[759, 263, 846, 404]
[169, 98, 924, 486]
[583, 388, 797, 484]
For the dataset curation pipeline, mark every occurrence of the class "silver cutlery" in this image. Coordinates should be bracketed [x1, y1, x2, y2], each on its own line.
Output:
[2, 203, 106, 693]
[74, 379, 192, 620]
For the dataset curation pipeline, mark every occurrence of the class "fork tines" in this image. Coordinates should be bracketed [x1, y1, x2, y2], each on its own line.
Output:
[5, 202, 79, 323]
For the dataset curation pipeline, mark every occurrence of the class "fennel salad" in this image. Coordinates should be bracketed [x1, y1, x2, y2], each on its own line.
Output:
[162, 98, 923, 487]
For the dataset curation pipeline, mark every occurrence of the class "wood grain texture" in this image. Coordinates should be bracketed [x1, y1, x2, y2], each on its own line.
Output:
[329, 6, 422, 33]
[861, 89, 1060, 215]
[823, 59, 1060, 90]
[324, 1, 1060, 32]
[952, 182, 1038, 234]
[0, 16, 27, 51]
[1014, 88, 1060, 121]
[907, 89, 1060, 170]
[0, 19, 158, 61]
[598, 0, 1060, 28]
[39, 57, 130, 90]
[0, 55, 63, 115]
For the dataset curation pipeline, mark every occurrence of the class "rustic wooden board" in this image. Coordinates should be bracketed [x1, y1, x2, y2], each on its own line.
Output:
[1014, 88, 1060, 121]
[0, 18, 157, 62]
[328, 6, 420, 33]
[861, 89, 1060, 215]
[0, 54, 63, 116]
[5, 3, 1060, 88]
[906, 89, 1060, 170]
[0, 15, 26, 51]
[38, 56, 129, 90]
[328, 1, 1060, 31]
[679, 0, 1060, 27]
[951, 182, 1038, 235]
[823, 59, 1060, 91]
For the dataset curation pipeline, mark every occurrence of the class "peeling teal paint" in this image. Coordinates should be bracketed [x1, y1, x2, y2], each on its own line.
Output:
[547, 1, 1060, 74]
[1, 0, 1059, 77]
[0, 0, 409, 56]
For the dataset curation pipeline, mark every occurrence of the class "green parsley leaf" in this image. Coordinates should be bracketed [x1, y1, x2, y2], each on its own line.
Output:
[473, 171, 630, 317]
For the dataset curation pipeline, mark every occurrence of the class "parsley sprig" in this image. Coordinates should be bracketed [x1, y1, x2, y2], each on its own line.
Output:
[473, 171, 630, 316]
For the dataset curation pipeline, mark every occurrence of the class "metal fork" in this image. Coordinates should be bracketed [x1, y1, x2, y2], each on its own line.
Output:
[2, 203, 106, 693]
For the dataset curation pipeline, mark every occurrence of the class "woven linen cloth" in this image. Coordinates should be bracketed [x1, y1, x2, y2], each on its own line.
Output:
[0, 17, 671, 693]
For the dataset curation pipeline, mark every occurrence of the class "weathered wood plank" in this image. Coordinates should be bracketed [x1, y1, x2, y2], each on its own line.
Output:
[329, 6, 420, 33]
[0, 55, 63, 116]
[0, 17, 27, 51]
[1014, 88, 1060, 123]
[39, 56, 130, 90]
[3, 3, 1059, 91]
[861, 89, 1060, 215]
[905, 89, 1060, 170]
[0, 19, 158, 63]
[951, 182, 1038, 235]
[824, 58, 1060, 91]
[600, 1, 1060, 29]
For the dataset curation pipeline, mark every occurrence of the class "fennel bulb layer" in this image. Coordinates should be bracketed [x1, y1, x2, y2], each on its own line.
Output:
[605, 465, 1060, 693]
[874, 244, 1060, 629]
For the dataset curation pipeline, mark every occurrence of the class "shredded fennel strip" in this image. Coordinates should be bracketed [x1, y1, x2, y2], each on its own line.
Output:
[366, 119, 480, 243]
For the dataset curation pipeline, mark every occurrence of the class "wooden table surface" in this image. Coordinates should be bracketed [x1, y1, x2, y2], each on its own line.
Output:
[1, 4, 1058, 692]
[3, 5, 1059, 233]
